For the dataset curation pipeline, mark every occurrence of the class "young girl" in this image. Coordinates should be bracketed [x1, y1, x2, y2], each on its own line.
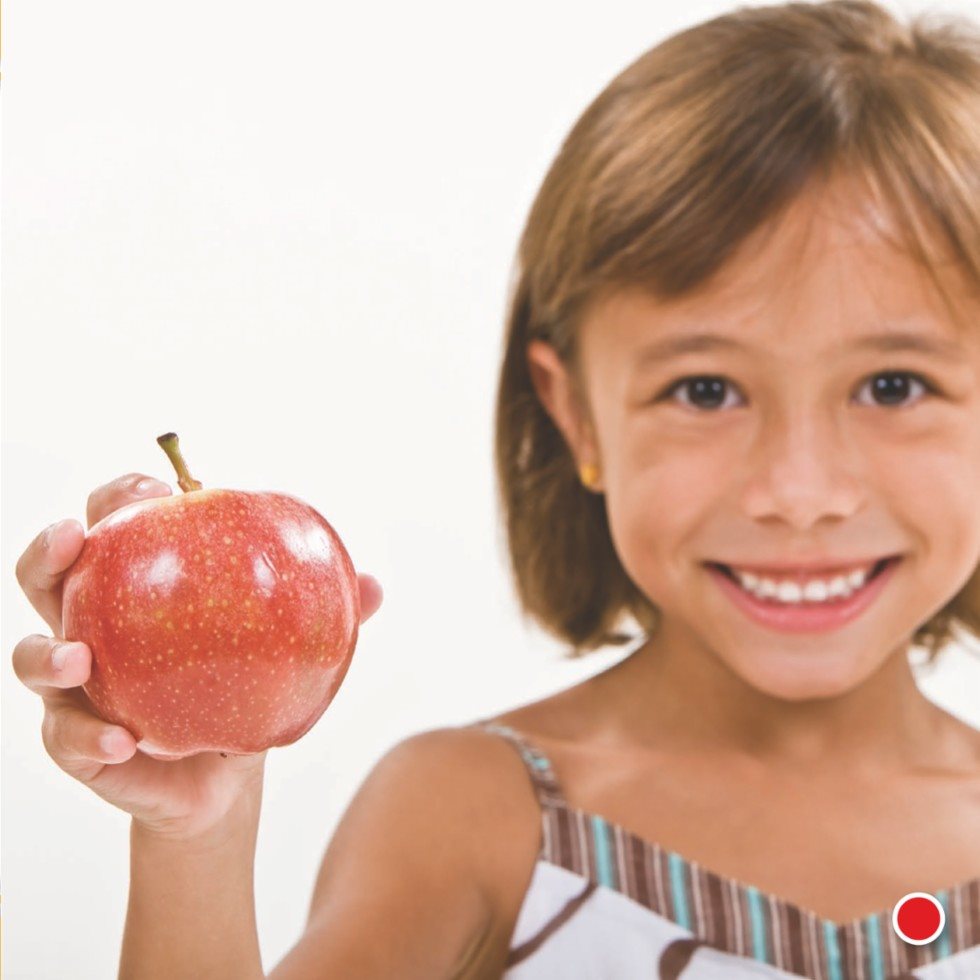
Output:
[13, 0, 980, 976]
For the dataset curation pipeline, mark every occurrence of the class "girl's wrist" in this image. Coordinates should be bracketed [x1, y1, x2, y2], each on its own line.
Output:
[132, 771, 266, 849]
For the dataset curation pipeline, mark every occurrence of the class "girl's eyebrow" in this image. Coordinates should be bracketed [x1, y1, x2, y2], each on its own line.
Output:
[631, 327, 964, 369]
[853, 329, 963, 359]
[632, 333, 747, 366]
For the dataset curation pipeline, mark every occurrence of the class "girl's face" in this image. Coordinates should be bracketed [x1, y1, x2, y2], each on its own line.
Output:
[528, 179, 980, 700]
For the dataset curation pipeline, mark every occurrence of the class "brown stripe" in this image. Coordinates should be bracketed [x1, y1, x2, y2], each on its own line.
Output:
[505, 880, 598, 967]
[963, 878, 980, 949]
[578, 812, 592, 878]
[555, 809, 575, 869]
[657, 938, 710, 980]
[796, 912, 809, 980]
[653, 844, 669, 919]
[705, 869, 727, 950]
[837, 923, 854, 980]
[784, 903, 806, 976]
[630, 832, 652, 911]
[694, 866, 711, 943]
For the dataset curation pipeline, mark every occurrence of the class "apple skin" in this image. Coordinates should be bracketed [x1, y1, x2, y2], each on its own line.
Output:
[62, 488, 360, 760]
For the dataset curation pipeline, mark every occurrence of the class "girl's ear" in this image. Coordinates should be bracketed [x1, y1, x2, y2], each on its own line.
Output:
[526, 340, 602, 487]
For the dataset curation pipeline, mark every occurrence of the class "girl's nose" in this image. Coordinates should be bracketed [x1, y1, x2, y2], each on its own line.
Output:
[739, 410, 866, 530]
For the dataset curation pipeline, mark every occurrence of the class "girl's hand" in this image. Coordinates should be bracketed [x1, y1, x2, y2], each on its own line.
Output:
[13, 473, 383, 841]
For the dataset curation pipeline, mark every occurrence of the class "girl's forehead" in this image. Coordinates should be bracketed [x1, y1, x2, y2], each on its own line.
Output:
[580, 277, 974, 371]
[580, 189, 977, 359]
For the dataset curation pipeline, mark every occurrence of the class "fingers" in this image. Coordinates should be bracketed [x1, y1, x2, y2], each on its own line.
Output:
[13, 634, 92, 697]
[15, 520, 86, 634]
[14, 474, 172, 635]
[13, 633, 135, 772]
[357, 573, 383, 623]
[41, 698, 137, 772]
[87, 472, 172, 530]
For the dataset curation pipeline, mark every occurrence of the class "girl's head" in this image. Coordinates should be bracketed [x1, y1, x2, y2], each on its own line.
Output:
[494, 0, 980, 696]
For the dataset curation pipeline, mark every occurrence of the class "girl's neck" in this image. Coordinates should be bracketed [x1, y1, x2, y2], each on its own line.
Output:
[596, 621, 958, 776]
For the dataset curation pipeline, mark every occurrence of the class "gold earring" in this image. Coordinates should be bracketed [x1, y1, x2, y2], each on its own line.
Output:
[579, 462, 601, 490]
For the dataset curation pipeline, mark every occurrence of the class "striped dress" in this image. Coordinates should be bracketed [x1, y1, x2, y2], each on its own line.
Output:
[472, 722, 980, 979]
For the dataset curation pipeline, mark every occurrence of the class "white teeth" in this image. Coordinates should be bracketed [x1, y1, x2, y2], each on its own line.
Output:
[727, 562, 878, 604]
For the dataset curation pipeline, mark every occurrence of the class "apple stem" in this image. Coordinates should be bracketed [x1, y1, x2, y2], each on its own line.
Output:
[156, 433, 204, 493]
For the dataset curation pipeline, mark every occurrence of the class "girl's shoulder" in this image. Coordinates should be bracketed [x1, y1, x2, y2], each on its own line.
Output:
[301, 723, 550, 978]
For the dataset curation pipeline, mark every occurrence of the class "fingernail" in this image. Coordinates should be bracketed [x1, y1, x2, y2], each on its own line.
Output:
[43, 519, 69, 549]
[52, 642, 75, 671]
[135, 479, 170, 496]
[100, 729, 127, 755]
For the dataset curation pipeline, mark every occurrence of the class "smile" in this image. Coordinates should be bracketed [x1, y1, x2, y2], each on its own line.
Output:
[704, 556, 903, 633]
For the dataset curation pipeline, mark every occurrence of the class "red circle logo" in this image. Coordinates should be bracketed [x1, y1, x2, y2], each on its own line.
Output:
[892, 893, 945, 945]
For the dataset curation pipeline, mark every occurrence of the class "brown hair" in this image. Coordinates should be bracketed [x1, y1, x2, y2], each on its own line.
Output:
[494, 0, 980, 659]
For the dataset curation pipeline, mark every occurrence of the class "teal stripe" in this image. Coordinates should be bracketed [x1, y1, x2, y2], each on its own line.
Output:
[667, 852, 691, 930]
[865, 915, 885, 980]
[745, 886, 768, 962]
[823, 922, 843, 980]
[590, 815, 615, 889]
[935, 890, 951, 958]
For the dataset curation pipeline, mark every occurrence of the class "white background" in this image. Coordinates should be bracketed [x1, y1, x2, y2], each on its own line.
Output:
[4, 1, 980, 976]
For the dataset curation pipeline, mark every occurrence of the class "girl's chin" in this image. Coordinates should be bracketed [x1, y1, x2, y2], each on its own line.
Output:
[723, 653, 880, 702]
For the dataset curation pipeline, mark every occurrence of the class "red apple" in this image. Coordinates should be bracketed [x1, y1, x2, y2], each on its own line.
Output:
[61, 433, 361, 760]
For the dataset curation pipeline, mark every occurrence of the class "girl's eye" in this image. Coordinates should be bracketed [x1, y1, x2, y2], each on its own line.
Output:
[659, 371, 935, 412]
[854, 371, 933, 408]
[663, 376, 742, 411]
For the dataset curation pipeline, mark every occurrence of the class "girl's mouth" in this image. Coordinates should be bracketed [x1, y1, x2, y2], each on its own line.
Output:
[703, 556, 903, 634]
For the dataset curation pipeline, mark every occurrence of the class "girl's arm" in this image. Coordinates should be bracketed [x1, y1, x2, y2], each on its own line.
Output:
[17, 482, 511, 978]
[119, 776, 265, 980]
[118, 727, 525, 979]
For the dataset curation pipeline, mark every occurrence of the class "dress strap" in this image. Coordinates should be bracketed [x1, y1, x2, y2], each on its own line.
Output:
[470, 720, 567, 808]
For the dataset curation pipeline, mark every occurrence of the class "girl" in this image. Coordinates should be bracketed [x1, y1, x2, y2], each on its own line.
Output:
[13, 0, 980, 976]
